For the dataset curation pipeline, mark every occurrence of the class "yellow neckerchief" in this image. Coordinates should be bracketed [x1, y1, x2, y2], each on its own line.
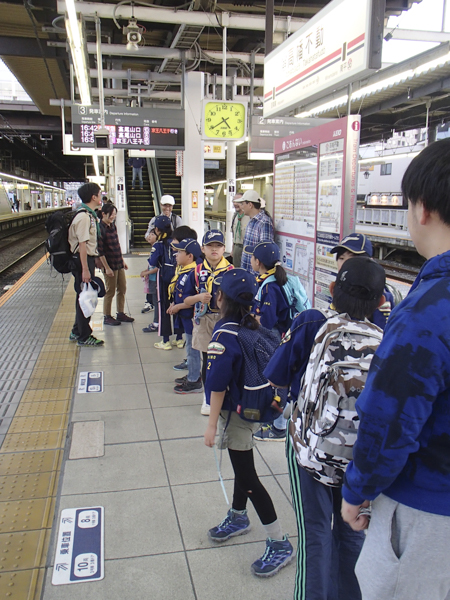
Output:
[256, 266, 276, 285]
[157, 231, 168, 241]
[168, 261, 196, 300]
[201, 257, 230, 295]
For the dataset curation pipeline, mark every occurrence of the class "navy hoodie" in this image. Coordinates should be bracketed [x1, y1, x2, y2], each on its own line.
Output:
[343, 250, 450, 516]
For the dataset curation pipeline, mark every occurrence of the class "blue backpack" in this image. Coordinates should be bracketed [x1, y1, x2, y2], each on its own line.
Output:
[215, 322, 284, 423]
[256, 274, 311, 319]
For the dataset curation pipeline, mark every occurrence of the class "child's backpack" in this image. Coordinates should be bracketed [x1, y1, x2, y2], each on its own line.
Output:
[256, 274, 311, 319]
[292, 310, 383, 481]
[45, 209, 86, 274]
[159, 241, 176, 284]
[214, 322, 283, 423]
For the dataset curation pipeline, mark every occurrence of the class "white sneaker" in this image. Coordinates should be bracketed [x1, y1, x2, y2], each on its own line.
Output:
[201, 396, 210, 416]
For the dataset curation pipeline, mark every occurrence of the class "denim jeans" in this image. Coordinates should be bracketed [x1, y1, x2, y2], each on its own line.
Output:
[185, 333, 201, 382]
[132, 166, 143, 187]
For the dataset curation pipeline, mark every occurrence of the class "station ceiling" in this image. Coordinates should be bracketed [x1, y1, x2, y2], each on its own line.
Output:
[0, 0, 428, 181]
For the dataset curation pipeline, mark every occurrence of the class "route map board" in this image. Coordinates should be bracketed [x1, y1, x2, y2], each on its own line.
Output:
[273, 116, 360, 308]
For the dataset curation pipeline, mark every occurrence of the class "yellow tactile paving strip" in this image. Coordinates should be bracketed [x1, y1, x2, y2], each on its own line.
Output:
[0, 282, 78, 600]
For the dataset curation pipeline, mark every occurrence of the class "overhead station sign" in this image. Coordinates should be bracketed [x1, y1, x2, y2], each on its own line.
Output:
[248, 115, 334, 159]
[71, 105, 185, 150]
[264, 0, 384, 118]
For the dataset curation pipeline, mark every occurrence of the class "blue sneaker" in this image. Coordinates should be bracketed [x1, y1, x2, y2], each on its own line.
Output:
[208, 509, 251, 542]
[251, 536, 294, 577]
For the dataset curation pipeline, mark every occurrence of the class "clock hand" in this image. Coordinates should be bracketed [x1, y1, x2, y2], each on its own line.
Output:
[209, 117, 230, 130]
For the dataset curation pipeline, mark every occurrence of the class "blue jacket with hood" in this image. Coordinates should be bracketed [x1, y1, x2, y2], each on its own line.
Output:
[343, 250, 450, 516]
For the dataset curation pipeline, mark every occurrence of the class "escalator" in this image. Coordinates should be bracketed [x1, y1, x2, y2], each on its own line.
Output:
[157, 158, 182, 220]
[125, 156, 154, 247]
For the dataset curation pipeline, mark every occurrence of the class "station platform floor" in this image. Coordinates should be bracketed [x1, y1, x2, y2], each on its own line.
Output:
[0, 255, 298, 600]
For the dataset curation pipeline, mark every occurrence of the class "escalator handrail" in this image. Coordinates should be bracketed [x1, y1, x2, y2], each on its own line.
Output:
[146, 157, 163, 217]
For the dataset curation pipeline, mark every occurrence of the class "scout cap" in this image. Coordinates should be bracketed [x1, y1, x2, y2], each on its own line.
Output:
[91, 276, 106, 298]
[202, 230, 225, 245]
[331, 233, 373, 257]
[154, 214, 171, 229]
[219, 269, 258, 304]
[335, 257, 385, 301]
[171, 238, 202, 259]
[243, 241, 280, 266]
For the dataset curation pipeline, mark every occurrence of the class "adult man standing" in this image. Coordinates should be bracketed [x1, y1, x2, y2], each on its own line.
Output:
[230, 193, 249, 267]
[68, 182, 104, 347]
[341, 138, 450, 600]
[239, 189, 274, 275]
[145, 194, 182, 240]
[128, 156, 146, 190]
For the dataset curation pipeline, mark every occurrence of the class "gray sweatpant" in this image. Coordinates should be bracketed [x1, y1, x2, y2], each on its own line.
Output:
[356, 494, 450, 600]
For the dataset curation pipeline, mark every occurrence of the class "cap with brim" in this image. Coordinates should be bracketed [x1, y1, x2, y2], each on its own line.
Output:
[335, 256, 385, 301]
[91, 276, 106, 298]
[154, 214, 171, 230]
[219, 269, 258, 304]
[171, 238, 202, 259]
[241, 190, 260, 204]
[202, 229, 225, 245]
[330, 233, 373, 257]
[160, 194, 175, 205]
[243, 241, 280, 266]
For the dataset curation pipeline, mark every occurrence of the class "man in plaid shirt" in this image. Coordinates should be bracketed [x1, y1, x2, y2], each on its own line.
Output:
[237, 190, 274, 275]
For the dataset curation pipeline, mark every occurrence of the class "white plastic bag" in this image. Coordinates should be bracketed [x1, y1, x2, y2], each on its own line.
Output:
[79, 282, 98, 318]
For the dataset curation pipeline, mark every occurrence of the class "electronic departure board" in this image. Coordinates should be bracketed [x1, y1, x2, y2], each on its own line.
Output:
[71, 105, 185, 150]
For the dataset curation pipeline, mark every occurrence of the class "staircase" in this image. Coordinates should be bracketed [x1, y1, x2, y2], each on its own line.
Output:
[126, 158, 154, 247]
[157, 158, 182, 221]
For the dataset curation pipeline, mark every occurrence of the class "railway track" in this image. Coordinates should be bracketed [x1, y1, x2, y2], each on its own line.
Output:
[0, 225, 48, 276]
[378, 260, 420, 284]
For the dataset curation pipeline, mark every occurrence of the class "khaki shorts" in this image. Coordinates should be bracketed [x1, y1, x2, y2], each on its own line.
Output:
[192, 312, 220, 352]
[217, 410, 260, 451]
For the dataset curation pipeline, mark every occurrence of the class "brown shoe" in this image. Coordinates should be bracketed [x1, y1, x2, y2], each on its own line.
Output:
[104, 315, 121, 326]
[116, 312, 135, 323]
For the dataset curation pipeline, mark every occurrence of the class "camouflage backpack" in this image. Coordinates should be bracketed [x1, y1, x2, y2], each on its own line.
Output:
[290, 310, 383, 486]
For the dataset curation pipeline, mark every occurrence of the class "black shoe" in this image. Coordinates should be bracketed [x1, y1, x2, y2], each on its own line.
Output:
[174, 374, 188, 384]
[173, 358, 188, 371]
[104, 315, 121, 326]
[174, 377, 203, 394]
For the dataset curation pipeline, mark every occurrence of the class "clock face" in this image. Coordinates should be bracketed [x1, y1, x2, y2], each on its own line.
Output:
[204, 102, 246, 139]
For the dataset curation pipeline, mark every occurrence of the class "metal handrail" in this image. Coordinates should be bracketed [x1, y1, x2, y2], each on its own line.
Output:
[146, 157, 163, 217]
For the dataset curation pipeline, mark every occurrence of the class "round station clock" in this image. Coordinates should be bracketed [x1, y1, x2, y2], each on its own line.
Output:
[203, 101, 247, 140]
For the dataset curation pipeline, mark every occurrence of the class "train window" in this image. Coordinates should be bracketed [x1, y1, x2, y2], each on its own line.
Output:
[380, 163, 392, 176]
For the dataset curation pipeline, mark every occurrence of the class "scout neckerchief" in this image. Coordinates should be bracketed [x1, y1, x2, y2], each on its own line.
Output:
[80, 203, 100, 238]
[234, 212, 244, 243]
[168, 261, 196, 300]
[256, 266, 276, 285]
[197, 257, 230, 295]
[157, 231, 168, 241]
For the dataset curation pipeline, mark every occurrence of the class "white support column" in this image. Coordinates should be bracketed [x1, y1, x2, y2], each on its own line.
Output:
[113, 148, 128, 253]
[225, 141, 236, 253]
[181, 71, 205, 241]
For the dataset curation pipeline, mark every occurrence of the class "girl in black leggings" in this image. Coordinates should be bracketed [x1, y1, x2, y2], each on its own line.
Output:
[203, 268, 294, 578]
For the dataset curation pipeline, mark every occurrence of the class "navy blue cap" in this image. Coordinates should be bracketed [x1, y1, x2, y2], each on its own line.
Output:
[243, 241, 280, 266]
[336, 257, 385, 301]
[202, 229, 225, 245]
[91, 276, 106, 298]
[331, 233, 373, 257]
[171, 238, 202, 259]
[154, 214, 171, 230]
[219, 268, 258, 305]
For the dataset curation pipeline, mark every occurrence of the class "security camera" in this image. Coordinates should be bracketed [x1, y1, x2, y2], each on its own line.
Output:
[123, 18, 143, 50]
[94, 127, 110, 150]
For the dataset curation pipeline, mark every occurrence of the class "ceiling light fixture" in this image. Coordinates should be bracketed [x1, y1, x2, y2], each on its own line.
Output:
[65, 0, 91, 105]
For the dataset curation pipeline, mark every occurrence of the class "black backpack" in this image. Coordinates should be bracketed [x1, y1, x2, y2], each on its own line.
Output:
[45, 209, 86, 274]
[159, 240, 176, 284]
[215, 322, 284, 423]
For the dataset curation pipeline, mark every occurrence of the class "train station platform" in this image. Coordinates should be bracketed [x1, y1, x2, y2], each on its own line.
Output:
[0, 255, 297, 600]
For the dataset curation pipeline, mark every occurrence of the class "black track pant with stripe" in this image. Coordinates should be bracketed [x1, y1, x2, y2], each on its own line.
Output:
[286, 432, 364, 600]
